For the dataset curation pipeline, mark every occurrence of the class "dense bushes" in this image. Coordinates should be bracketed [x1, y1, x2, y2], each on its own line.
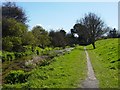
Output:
[5, 70, 30, 84]
[2, 51, 15, 62]
[2, 46, 55, 62]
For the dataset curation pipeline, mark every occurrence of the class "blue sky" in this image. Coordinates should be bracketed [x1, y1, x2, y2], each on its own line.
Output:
[15, 2, 118, 33]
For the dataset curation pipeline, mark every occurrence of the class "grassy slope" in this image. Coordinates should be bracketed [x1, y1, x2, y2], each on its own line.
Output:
[86, 38, 119, 88]
[27, 46, 87, 88]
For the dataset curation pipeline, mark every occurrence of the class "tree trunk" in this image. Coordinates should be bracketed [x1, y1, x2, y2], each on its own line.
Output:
[92, 42, 96, 49]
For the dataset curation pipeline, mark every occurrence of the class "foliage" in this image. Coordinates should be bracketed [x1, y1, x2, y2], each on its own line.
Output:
[86, 38, 119, 88]
[34, 46, 43, 55]
[2, 18, 27, 52]
[2, 36, 13, 51]
[32, 25, 51, 48]
[22, 31, 36, 46]
[5, 70, 30, 84]
[2, 2, 27, 23]
[2, 18, 27, 38]
[66, 33, 79, 46]
[2, 2, 28, 52]
[107, 28, 118, 38]
[49, 30, 67, 48]
[73, 12, 106, 49]
[2, 51, 15, 62]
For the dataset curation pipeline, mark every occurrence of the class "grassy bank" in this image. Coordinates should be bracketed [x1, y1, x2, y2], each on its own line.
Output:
[27, 46, 87, 88]
[86, 38, 119, 88]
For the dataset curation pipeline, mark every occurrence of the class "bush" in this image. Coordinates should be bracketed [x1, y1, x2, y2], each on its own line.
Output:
[2, 51, 15, 62]
[34, 47, 43, 55]
[14, 52, 23, 58]
[41, 49, 49, 55]
[54, 47, 61, 50]
[65, 46, 70, 48]
[5, 70, 30, 84]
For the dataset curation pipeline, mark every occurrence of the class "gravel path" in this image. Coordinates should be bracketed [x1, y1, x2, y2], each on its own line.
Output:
[81, 47, 99, 89]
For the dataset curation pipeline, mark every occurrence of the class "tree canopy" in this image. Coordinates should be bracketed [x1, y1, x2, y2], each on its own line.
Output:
[73, 13, 106, 49]
[2, 2, 27, 23]
[32, 26, 51, 48]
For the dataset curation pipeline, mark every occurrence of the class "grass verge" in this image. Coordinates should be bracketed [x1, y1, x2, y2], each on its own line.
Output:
[86, 38, 119, 88]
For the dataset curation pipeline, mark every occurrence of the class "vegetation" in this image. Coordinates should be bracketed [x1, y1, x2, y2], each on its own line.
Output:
[2, 2, 27, 23]
[1, 1, 119, 89]
[86, 38, 119, 88]
[72, 13, 108, 49]
[32, 26, 51, 48]
[4, 70, 30, 84]
[3, 46, 87, 88]
[49, 30, 67, 48]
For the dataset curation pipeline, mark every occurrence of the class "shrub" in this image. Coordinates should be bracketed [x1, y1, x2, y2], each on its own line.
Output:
[34, 47, 43, 55]
[14, 52, 23, 58]
[65, 46, 70, 48]
[24, 51, 33, 56]
[41, 49, 49, 55]
[54, 47, 60, 50]
[2, 51, 15, 62]
[5, 70, 30, 84]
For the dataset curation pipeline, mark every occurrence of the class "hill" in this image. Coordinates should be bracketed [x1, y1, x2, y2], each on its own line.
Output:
[86, 38, 119, 88]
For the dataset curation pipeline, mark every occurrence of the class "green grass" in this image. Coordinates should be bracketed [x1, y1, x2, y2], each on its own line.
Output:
[86, 38, 119, 88]
[26, 46, 87, 88]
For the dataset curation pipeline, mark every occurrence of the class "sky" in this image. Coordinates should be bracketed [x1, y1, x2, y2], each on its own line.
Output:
[14, 2, 118, 33]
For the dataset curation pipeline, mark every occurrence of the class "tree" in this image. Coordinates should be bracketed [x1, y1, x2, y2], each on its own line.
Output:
[2, 18, 28, 52]
[32, 26, 51, 48]
[22, 31, 36, 46]
[108, 28, 118, 38]
[49, 29, 67, 48]
[2, 18, 27, 37]
[66, 33, 79, 46]
[2, 2, 27, 23]
[73, 13, 105, 49]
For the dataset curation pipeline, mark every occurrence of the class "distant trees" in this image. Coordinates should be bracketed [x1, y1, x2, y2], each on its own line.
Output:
[49, 29, 67, 48]
[22, 31, 36, 46]
[32, 26, 51, 48]
[2, 2, 119, 52]
[72, 13, 106, 49]
[107, 28, 118, 38]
